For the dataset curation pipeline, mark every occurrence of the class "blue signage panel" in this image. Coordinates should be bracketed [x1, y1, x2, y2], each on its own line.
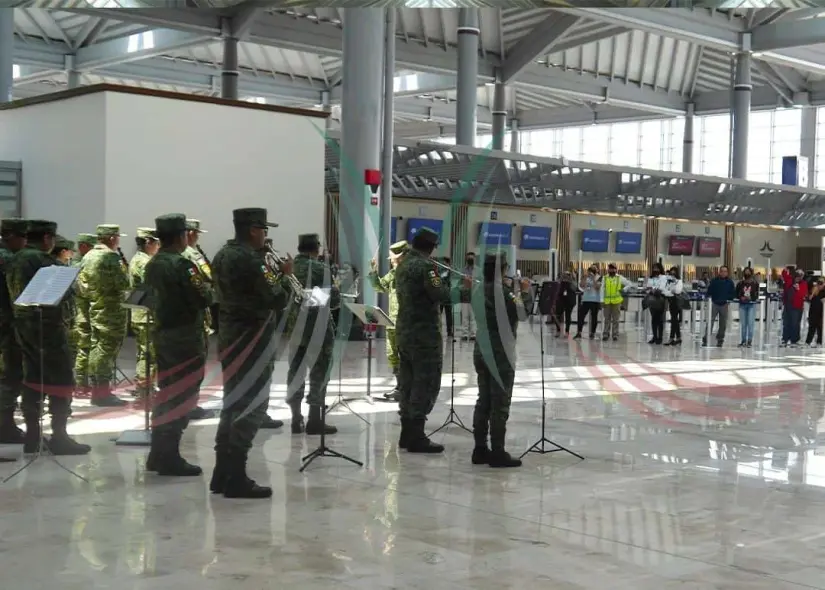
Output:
[581, 229, 609, 253]
[520, 226, 552, 250]
[406, 218, 443, 242]
[390, 217, 397, 244]
[478, 222, 512, 246]
[614, 231, 642, 254]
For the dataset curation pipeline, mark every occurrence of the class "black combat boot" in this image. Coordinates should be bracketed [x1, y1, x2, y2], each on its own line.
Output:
[289, 400, 304, 434]
[0, 410, 24, 445]
[209, 415, 231, 492]
[259, 414, 284, 429]
[305, 405, 337, 435]
[47, 413, 91, 456]
[90, 382, 127, 407]
[146, 431, 162, 472]
[398, 418, 410, 449]
[188, 406, 217, 420]
[222, 451, 272, 499]
[22, 414, 42, 454]
[471, 422, 490, 465]
[154, 431, 201, 476]
[405, 419, 444, 454]
[488, 426, 521, 468]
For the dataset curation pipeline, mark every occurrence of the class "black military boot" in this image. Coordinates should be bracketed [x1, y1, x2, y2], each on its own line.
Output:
[406, 419, 444, 454]
[154, 431, 202, 477]
[384, 370, 400, 401]
[146, 432, 162, 472]
[305, 405, 337, 435]
[289, 400, 304, 434]
[0, 410, 24, 445]
[209, 452, 228, 493]
[22, 414, 42, 454]
[398, 418, 410, 449]
[259, 414, 284, 429]
[47, 414, 91, 456]
[187, 406, 217, 420]
[471, 423, 491, 465]
[488, 426, 521, 468]
[90, 382, 127, 407]
[222, 451, 272, 499]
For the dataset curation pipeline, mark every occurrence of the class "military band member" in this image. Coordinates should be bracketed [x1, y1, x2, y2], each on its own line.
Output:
[78, 224, 129, 407]
[210, 208, 292, 499]
[285, 233, 339, 435]
[129, 228, 160, 397]
[53, 237, 78, 362]
[72, 232, 98, 395]
[72, 233, 96, 266]
[471, 253, 532, 468]
[144, 214, 212, 476]
[395, 227, 468, 454]
[8, 220, 90, 455]
[369, 240, 409, 402]
[0, 218, 27, 444]
[51, 236, 75, 264]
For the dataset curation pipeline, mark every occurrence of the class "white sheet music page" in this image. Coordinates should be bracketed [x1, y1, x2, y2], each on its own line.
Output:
[305, 287, 330, 308]
[15, 265, 79, 307]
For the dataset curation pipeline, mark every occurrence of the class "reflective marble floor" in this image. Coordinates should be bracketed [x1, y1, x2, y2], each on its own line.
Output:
[3, 319, 825, 589]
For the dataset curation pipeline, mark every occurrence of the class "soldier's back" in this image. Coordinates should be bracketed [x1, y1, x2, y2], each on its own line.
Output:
[0, 245, 13, 320]
[396, 251, 441, 346]
[144, 251, 204, 332]
[213, 240, 267, 323]
[9, 247, 59, 323]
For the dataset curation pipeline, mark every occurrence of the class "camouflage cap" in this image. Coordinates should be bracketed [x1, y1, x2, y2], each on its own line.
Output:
[54, 235, 75, 250]
[233, 208, 278, 228]
[297, 233, 320, 251]
[136, 227, 158, 239]
[28, 219, 57, 235]
[0, 218, 28, 235]
[388, 240, 409, 257]
[76, 233, 97, 246]
[412, 226, 439, 246]
[97, 223, 126, 237]
[155, 213, 187, 234]
[185, 218, 207, 233]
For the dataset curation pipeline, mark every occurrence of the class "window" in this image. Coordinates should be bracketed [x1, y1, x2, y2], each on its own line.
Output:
[127, 31, 155, 53]
[699, 115, 730, 177]
[639, 120, 663, 169]
[583, 125, 609, 164]
[11, 64, 18, 79]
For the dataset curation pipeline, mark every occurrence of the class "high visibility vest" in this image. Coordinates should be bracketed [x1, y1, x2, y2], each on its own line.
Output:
[603, 275, 623, 305]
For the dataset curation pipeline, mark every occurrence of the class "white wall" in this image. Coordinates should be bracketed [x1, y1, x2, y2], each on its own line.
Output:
[658, 220, 725, 268]
[570, 214, 646, 264]
[392, 198, 451, 258]
[734, 226, 797, 269]
[0, 94, 106, 241]
[104, 92, 325, 258]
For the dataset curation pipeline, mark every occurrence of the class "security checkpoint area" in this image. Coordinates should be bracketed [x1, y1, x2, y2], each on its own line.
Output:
[6, 3, 825, 590]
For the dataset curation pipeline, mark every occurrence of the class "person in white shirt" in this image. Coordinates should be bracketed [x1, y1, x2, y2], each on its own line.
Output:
[664, 266, 685, 346]
[460, 252, 477, 340]
[646, 262, 668, 344]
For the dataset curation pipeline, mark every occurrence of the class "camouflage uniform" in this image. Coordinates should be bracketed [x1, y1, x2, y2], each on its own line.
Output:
[0, 218, 27, 443]
[471, 254, 532, 468]
[71, 232, 98, 393]
[210, 207, 290, 499]
[144, 214, 213, 477]
[7, 220, 90, 455]
[395, 227, 460, 453]
[129, 228, 157, 396]
[285, 234, 340, 434]
[52, 236, 77, 359]
[78, 224, 129, 406]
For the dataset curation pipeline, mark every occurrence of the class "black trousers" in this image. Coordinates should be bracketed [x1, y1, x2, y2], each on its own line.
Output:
[577, 302, 600, 335]
[807, 312, 823, 345]
[650, 309, 665, 342]
[15, 315, 72, 418]
[668, 298, 683, 341]
[552, 305, 574, 333]
[442, 304, 453, 336]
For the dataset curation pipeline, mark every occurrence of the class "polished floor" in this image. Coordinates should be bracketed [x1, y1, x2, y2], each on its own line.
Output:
[2, 317, 825, 589]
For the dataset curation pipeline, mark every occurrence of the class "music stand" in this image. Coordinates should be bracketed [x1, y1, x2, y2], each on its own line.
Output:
[429, 301, 472, 438]
[4, 265, 88, 483]
[521, 281, 584, 461]
[346, 303, 393, 405]
[114, 289, 152, 446]
[325, 301, 371, 424]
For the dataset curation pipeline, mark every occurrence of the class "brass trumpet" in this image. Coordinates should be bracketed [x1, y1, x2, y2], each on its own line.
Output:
[264, 245, 305, 304]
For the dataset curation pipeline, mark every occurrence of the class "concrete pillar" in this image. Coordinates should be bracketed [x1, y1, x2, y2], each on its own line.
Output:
[800, 104, 817, 189]
[65, 55, 80, 89]
[683, 102, 695, 173]
[221, 19, 239, 100]
[731, 49, 752, 179]
[510, 118, 520, 153]
[491, 79, 506, 150]
[379, 7, 395, 286]
[340, 8, 385, 306]
[0, 8, 13, 103]
[456, 8, 479, 146]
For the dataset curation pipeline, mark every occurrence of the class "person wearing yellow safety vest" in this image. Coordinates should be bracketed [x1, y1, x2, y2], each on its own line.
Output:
[600, 263, 633, 341]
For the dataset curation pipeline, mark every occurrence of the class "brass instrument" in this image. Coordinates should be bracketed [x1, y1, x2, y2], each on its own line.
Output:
[196, 244, 212, 267]
[116, 247, 129, 270]
[430, 258, 482, 285]
[264, 245, 305, 304]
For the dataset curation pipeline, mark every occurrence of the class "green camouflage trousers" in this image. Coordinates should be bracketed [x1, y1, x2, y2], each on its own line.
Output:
[472, 353, 515, 449]
[89, 319, 127, 387]
[132, 323, 157, 395]
[73, 320, 91, 390]
[386, 328, 399, 370]
[397, 342, 443, 421]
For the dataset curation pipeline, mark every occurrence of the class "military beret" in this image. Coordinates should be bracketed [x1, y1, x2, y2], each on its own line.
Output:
[28, 219, 57, 235]
[136, 227, 157, 239]
[233, 208, 278, 228]
[297, 233, 320, 251]
[76, 233, 97, 246]
[54, 235, 75, 250]
[388, 240, 409, 257]
[412, 227, 439, 246]
[155, 213, 187, 234]
[185, 219, 207, 233]
[1, 218, 28, 235]
[97, 223, 126, 238]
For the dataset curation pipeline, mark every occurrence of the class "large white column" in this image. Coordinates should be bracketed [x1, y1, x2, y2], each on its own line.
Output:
[491, 78, 506, 150]
[800, 103, 817, 189]
[683, 102, 695, 173]
[456, 8, 479, 146]
[731, 45, 752, 179]
[510, 119, 520, 153]
[0, 8, 13, 103]
[221, 18, 239, 100]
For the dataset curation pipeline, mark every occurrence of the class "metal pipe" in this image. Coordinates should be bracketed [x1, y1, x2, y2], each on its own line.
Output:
[492, 78, 506, 150]
[221, 18, 239, 100]
[456, 8, 479, 146]
[731, 50, 752, 179]
[0, 9, 13, 103]
[378, 7, 395, 295]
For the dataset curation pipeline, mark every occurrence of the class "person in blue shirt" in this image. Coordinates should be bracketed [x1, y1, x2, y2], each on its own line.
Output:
[703, 266, 736, 347]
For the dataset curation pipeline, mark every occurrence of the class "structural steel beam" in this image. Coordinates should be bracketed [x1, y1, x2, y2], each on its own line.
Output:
[500, 13, 579, 83]
[74, 28, 216, 70]
[230, 4, 262, 39]
[751, 15, 825, 52]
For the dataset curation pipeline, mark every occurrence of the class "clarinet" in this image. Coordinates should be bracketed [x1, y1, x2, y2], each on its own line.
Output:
[196, 244, 211, 267]
[116, 247, 129, 270]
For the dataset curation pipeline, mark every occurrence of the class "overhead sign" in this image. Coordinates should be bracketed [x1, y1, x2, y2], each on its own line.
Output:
[614, 231, 642, 254]
[478, 222, 512, 246]
[391, 217, 397, 244]
[406, 218, 443, 243]
[696, 236, 722, 257]
[581, 229, 609, 253]
[520, 226, 552, 250]
[668, 235, 695, 256]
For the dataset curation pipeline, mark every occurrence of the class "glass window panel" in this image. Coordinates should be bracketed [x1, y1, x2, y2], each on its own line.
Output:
[774, 108, 801, 129]
[525, 129, 555, 157]
[560, 127, 582, 159]
[610, 122, 639, 166]
[751, 110, 772, 129]
[583, 125, 609, 163]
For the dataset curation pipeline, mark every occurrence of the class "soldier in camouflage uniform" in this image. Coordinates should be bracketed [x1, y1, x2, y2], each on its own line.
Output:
[181, 219, 216, 421]
[78, 224, 129, 407]
[395, 227, 467, 454]
[52, 236, 78, 362]
[0, 218, 27, 444]
[129, 228, 160, 397]
[144, 214, 213, 477]
[471, 253, 532, 468]
[369, 240, 409, 402]
[72, 232, 98, 396]
[7, 220, 90, 455]
[210, 208, 292, 499]
[285, 233, 339, 435]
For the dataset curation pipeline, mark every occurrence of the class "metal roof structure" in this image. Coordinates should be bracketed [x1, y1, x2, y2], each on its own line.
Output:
[324, 131, 825, 227]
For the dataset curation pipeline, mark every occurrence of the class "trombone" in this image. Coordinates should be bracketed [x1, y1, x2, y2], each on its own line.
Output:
[264, 245, 305, 304]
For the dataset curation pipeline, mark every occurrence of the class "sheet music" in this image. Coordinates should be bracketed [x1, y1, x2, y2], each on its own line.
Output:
[15, 265, 79, 307]
[303, 287, 331, 308]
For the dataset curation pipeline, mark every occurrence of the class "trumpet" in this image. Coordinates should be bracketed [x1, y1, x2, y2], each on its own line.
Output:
[264, 245, 305, 304]
[430, 258, 481, 285]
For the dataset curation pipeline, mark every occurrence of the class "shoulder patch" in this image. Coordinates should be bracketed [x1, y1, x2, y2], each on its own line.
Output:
[428, 270, 436, 278]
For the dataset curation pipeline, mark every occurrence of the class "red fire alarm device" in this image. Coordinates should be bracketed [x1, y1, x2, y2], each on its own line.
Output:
[364, 169, 382, 194]
[370, 196, 379, 206]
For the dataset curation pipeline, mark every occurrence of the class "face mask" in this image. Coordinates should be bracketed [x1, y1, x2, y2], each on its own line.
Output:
[608, 270, 616, 275]
[466, 258, 474, 266]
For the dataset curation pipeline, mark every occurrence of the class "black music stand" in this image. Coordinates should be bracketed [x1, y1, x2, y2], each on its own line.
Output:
[4, 265, 88, 483]
[429, 299, 472, 438]
[114, 289, 153, 446]
[325, 299, 370, 424]
[348, 303, 393, 407]
[521, 281, 584, 461]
